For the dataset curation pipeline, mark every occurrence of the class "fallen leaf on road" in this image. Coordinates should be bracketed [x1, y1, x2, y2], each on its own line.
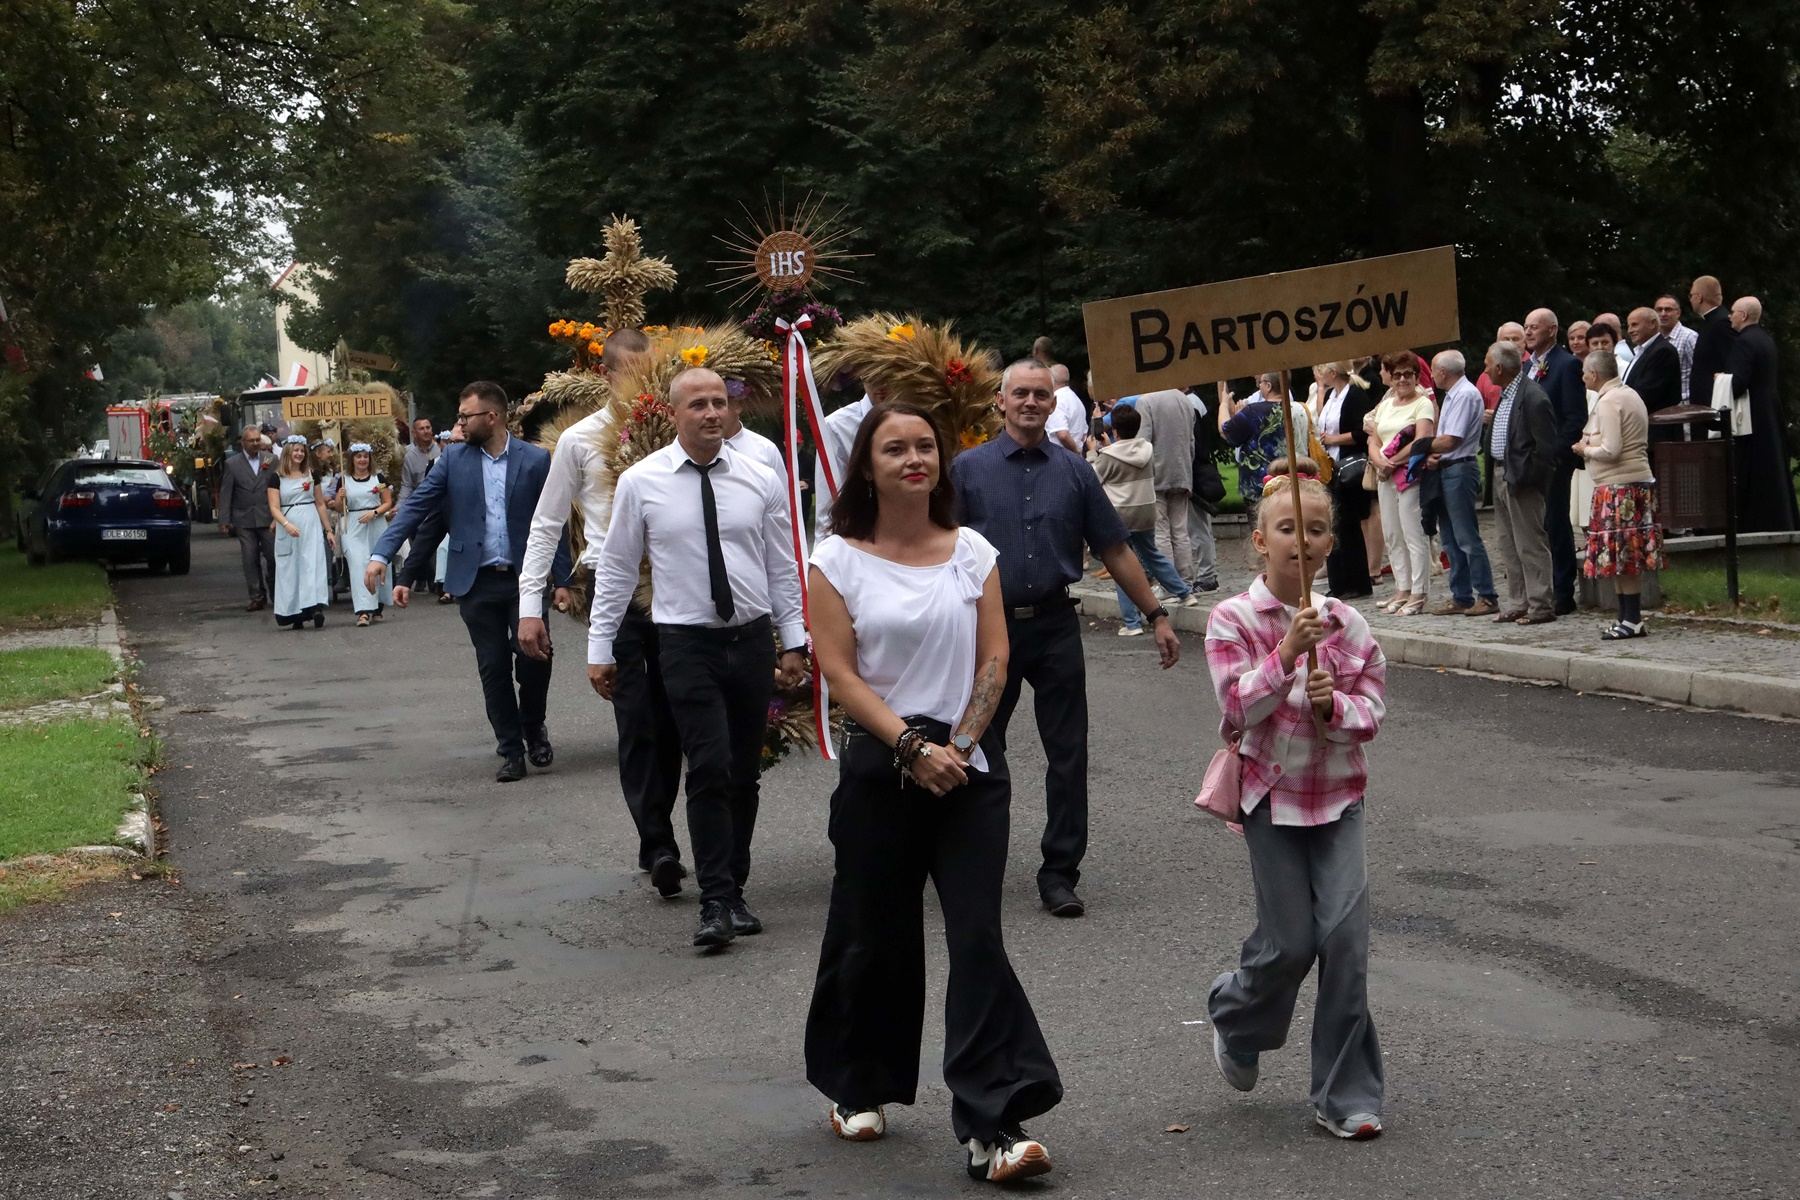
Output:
[161, 1103, 180, 1112]
[271, 1055, 293, 1067]
[1165, 1124, 1191, 1134]
[232, 1062, 260, 1071]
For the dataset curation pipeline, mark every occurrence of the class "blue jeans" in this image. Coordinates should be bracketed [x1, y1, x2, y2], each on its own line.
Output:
[1438, 458, 1496, 605]
[1117, 529, 1190, 628]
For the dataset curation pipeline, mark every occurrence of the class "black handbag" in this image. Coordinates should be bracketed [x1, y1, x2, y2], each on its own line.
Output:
[1333, 456, 1367, 495]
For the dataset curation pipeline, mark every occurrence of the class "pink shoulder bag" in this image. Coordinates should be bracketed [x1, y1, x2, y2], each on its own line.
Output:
[1194, 734, 1243, 821]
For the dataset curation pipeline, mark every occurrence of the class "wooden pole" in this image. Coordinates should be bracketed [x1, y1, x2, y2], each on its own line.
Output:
[1273, 377, 1324, 731]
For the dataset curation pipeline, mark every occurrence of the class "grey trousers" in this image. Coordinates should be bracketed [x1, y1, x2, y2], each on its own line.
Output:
[236, 524, 275, 602]
[1492, 472, 1554, 619]
[1209, 800, 1383, 1119]
[1186, 498, 1218, 584]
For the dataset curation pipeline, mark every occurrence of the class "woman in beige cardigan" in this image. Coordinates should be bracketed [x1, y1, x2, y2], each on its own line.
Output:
[1574, 350, 1664, 640]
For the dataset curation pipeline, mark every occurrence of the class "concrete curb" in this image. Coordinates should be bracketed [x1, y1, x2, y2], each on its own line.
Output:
[1073, 587, 1800, 721]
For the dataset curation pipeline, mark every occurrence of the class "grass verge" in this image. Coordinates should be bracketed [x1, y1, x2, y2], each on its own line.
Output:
[0, 647, 117, 710]
[1660, 565, 1800, 622]
[0, 716, 148, 861]
[0, 546, 112, 631]
[0, 854, 133, 917]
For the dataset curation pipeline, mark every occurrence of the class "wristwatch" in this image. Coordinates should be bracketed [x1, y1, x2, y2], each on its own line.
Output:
[1146, 606, 1171, 624]
[951, 733, 976, 755]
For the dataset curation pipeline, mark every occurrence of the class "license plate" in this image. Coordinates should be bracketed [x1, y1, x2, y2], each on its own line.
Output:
[101, 528, 148, 541]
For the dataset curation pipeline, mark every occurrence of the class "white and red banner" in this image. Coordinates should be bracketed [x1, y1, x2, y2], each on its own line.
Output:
[775, 314, 840, 760]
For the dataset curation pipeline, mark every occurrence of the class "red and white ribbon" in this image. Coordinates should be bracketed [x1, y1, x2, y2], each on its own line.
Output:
[775, 314, 838, 760]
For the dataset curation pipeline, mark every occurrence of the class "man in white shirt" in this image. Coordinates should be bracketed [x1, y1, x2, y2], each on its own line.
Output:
[811, 390, 879, 538]
[588, 367, 809, 950]
[1654, 293, 1698, 398]
[516, 331, 696, 891]
[1043, 364, 1089, 454]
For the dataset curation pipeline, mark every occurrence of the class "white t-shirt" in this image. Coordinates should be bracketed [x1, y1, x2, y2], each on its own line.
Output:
[811, 527, 999, 771]
[1045, 386, 1090, 451]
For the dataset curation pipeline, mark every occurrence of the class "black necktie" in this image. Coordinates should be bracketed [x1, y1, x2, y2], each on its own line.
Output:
[694, 459, 735, 621]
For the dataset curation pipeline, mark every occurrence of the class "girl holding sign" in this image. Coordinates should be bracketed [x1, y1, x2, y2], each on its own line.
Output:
[1202, 461, 1389, 1140]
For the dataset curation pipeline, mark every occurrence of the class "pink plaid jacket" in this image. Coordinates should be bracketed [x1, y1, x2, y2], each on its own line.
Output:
[1204, 577, 1387, 826]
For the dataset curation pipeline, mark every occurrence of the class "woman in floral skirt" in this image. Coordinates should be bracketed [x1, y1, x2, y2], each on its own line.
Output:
[1575, 349, 1664, 639]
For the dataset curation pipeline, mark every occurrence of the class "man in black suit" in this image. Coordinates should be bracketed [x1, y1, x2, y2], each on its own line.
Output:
[1485, 341, 1560, 625]
[1687, 275, 1736, 407]
[1522, 308, 1584, 614]
[1621, 307, 1683, 440]
[216, 425, 275, 610]
[1725, 297, 1800, 532]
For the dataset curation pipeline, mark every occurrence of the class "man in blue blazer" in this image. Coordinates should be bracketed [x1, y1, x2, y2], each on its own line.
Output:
[369, 381, 572, 782]
[1522, 308, 1585, 615]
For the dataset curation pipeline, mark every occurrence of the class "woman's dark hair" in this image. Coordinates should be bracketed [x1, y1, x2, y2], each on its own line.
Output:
[1111, 404, 1142, 438]
[828, 401, 957, 541]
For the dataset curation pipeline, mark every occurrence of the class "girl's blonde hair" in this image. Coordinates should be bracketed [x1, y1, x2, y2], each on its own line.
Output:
[1256, 456, 1335, 531]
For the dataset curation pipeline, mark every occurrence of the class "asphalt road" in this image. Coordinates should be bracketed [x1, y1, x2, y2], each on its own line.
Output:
[6, 531, 1798, 1199]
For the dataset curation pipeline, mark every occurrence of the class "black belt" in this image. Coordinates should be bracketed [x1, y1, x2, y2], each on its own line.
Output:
[478, 564, 515, 575]
[657, 613, 772, 643]
[1005, 590, 1074, 621]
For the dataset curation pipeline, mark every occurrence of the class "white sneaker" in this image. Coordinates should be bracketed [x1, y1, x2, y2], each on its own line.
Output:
[966, 1128, 1052, 1183]
[1181, 592, 1202, 608]
[829, 1104, 886, 1141]
[1315, 1111, 1383, 1139]
[1116, 625, 1145, 637]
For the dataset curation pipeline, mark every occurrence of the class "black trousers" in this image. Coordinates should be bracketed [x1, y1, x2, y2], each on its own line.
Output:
[612, 605, 683, 868]
[236, 524, 275, 602]
[992, 602, 1088, 894]
[1544, 460, 1578, 608]
[657, 617, 774, 905]
[1326, 479, 1373, 596]
[458, 567, 552, 759]
[805, 722, 1062, 1143]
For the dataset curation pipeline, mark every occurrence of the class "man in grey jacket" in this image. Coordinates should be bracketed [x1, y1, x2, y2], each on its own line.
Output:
[1137, 387, 1215, 593]
[216, 425, 275, 610]
[398, 415, 439, 506]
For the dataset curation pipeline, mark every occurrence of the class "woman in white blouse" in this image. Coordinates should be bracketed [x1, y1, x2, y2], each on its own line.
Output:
[805, 401, 1061, 1186]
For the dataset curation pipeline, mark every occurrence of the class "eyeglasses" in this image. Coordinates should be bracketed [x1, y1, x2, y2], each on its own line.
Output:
[1391, 369, 1418, 380]
[454, 410, 491, 425]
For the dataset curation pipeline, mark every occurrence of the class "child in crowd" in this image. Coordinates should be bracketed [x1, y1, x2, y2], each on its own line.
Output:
[1091, 403, 1195, 635]
[1202, 460, 1389, 1140]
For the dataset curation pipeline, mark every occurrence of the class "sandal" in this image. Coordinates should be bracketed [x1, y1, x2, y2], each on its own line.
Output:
[1380, 593, 1412, 614]
[1399, 598, 1426, 616]
[1601, 620, 1646, 640]
[356, 612, 372, 627]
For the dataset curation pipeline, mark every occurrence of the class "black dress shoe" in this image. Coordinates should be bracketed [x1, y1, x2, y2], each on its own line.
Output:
[727, 897, 763, 935]
[1041, 883, 1085, 918]
[649, 854, 685, 898]
[495, 756, 527, 783]
[525, 725, 554, 769]
[1554, 598, 1577, 616]
[693, 901, 735, 949]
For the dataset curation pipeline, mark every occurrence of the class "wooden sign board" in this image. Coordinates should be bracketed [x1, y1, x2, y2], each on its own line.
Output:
[1083, 246, 1460, 397]
[281, 392, 394, 422]
[345, 348, 397, 371]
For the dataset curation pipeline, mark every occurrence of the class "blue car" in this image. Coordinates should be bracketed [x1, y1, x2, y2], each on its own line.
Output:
[20, 458, 192, 573]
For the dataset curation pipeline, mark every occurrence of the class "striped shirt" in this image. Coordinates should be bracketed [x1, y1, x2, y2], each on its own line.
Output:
[1204, 577, 1387, 826]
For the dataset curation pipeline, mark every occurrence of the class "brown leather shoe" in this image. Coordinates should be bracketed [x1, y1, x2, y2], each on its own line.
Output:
[1464, 598, 1498, 617]
[1516, 613, 1556, 625]
[1493, 609, 1526, 623]
[246, 598, 266, 612]
[1428, 600, 1471, 616]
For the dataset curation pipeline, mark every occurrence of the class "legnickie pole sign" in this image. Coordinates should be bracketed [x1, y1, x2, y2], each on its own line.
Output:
[1083, 246, 1460, 397]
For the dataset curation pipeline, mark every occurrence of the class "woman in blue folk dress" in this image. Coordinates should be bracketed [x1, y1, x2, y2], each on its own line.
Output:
[267, 435, 336, 630]
[336, 442, 394, 627]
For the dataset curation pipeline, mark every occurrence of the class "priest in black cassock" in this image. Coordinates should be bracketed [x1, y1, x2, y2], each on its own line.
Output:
[1725, 297, 1799, 533]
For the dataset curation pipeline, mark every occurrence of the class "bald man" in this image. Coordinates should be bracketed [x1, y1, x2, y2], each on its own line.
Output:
[1045, 364, 1090, 453]
[1522, 308, 1585, 614]
[1621, 306, 1682, 437]
[1687, 275, 1735, 407]
[1724, 298, 1799, 532]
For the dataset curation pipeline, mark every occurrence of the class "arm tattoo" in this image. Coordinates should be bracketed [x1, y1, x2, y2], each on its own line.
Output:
[955, 657, 1003, 743]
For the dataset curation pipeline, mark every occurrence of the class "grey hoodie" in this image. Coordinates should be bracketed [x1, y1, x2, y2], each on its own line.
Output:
[1092, 437, 1157, 532]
